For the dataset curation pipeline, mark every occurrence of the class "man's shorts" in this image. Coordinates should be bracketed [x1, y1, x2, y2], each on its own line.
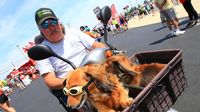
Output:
[0, 93, 8, 104]
[163, 8, 177, 21]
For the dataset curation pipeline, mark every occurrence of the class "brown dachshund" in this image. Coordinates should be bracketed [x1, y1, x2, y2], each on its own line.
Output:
[105, 54, 166, 87]
[63, 64, 133, 112]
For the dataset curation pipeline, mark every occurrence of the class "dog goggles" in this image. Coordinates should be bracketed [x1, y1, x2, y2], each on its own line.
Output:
[63, 86, 83, 96]
[39, 19, 58, 29]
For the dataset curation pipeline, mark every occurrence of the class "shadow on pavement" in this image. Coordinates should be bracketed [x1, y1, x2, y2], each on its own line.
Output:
[150, 18, 190, 45]
[149, 34, 175, 45]
[154, 17, 189, 32]
[154, 26, 167, 32]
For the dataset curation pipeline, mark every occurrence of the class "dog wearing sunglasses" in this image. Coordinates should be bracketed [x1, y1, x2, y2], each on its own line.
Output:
[105, 54, 166, 87]
[63, 64, 133, 112]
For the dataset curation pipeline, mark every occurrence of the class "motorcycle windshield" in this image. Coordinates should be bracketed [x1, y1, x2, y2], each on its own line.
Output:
[79, 48, 109, 67]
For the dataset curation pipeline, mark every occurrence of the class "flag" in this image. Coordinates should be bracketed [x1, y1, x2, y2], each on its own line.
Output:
[28, 42, 35, 46]
[111, 4, 119, 22]
[111, 4, 118, 19]
[22, 42, 35, 53]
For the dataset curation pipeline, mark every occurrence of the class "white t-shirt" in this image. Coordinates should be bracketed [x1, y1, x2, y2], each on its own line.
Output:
[36, 28, 95, 78]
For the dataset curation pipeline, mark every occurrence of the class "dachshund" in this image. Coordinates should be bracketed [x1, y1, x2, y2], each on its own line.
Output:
[63, 64, 133, 112]
[105, 54, 166, 87]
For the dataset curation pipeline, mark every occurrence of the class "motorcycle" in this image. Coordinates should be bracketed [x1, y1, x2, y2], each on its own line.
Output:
[28, 6, 187, 112]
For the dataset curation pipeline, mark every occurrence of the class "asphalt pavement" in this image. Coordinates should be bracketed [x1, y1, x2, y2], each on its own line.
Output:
[9, 18, 200, 112]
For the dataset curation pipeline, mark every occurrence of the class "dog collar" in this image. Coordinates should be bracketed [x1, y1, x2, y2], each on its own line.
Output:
[82, 76, 95, 94]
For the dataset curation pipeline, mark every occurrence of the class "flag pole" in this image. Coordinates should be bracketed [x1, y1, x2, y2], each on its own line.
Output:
[17, 44, 28, 59]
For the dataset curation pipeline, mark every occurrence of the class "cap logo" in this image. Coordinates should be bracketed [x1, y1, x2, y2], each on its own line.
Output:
[37, 9, 53, 18]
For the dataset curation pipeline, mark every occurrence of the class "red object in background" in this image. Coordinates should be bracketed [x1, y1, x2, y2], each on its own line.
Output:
[179, 0, 186, 4]
[20, 74, 26, 80]
[31, 74, 39, 80]
[19, 60, 35, 71]
[6, 59, 36, 79]
[22, 41, 35, 53]
[10, 69, 21, 76]
[111, 4, 119, 22]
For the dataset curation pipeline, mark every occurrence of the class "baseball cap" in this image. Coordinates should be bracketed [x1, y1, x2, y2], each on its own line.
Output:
[35, 8, 58, 25]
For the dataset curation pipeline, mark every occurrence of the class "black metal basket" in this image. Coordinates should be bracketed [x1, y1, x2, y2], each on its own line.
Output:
[124, 49, 187, 112]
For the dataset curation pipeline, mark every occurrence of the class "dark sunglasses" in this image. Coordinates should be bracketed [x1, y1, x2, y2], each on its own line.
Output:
[40, 19, 58, 29]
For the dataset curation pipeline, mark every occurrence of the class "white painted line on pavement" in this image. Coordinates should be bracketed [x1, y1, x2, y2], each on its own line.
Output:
[167, 108, 179, 112]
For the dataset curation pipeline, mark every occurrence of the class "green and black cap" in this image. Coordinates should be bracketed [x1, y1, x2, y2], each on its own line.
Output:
[35, 8, 58, 25]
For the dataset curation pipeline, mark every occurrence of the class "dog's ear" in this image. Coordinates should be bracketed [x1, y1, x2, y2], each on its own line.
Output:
[83, 64, 106, 78]
[83, 64, 116, 93]
[106, 55, 140, 75]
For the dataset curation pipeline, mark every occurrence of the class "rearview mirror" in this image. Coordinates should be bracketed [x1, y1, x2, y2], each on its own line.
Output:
[28, 44, 55, 60]
[28, 44, 76, 69]
[100, 6, 111, 24]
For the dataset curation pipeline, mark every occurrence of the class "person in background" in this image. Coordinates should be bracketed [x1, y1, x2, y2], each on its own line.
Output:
[0, 85, 16, 112]
[119, 13, 128, 31]
[34, 7, 106, 111]
[10, 69, 25, 90]
[112, 17, 121, 33]
[108, 23, 117, 35]
[176, 0, 199, 28]
[154, 0, 185, 36]
[80, 26, 101, 42]
[149, 2, 156, 16]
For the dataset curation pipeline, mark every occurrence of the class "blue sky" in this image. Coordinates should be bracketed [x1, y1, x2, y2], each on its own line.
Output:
[0, 0, 145, 79]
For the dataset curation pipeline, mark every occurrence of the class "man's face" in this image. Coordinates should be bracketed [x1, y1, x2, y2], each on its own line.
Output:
[39, 19, 63, 43]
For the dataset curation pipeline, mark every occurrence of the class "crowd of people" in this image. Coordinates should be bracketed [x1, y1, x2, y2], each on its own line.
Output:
[6, 66, 39, 90]
[109, 14, 129, 34]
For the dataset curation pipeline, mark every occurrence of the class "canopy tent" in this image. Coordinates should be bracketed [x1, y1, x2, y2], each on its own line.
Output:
[6, 59, 36, 79]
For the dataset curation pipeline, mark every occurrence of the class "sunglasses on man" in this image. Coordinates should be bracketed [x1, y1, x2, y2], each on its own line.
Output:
[39, 19, 58, 29]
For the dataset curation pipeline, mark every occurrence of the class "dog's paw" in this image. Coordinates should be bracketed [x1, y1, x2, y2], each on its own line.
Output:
[120, 98, 134, 108]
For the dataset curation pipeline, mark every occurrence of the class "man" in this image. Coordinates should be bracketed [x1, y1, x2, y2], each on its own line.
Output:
[154, 0, 185, 36]
[177, 0, 199, 28]
[34, 7, 106, 110]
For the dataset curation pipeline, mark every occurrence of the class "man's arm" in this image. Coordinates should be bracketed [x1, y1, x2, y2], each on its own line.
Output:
[160, 0, 167, 9]
[42, 72, 66, 90]
[154, 0, 167, 11]
[154, 2, 162, 10]
[91, 41, 106, 48]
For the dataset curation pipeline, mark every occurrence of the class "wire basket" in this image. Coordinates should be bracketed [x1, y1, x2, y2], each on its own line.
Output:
[124, 49, 187, 112]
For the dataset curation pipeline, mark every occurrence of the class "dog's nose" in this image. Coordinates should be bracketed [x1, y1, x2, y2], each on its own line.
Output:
[66, 103, 71, 108]
[67, 103, 77, 110]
